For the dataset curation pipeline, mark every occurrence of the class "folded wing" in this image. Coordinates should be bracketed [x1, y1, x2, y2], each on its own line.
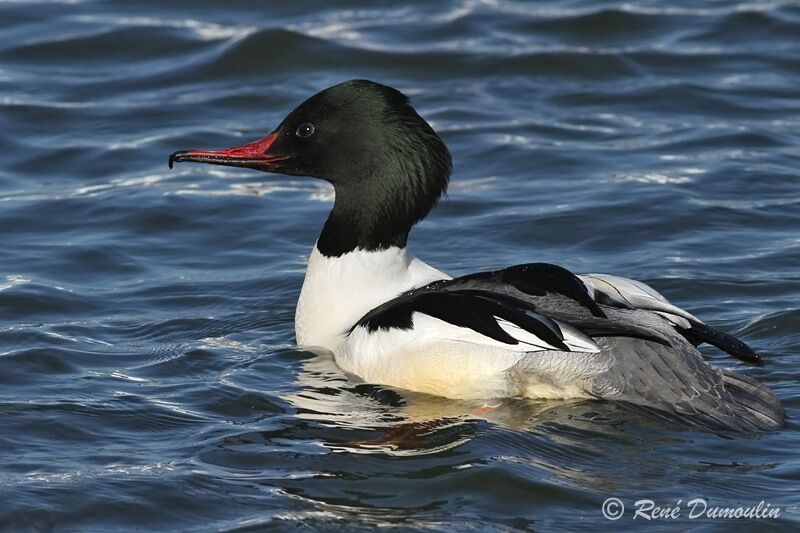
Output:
[353, 263, 672, 355]
[580, 273, 763, 365]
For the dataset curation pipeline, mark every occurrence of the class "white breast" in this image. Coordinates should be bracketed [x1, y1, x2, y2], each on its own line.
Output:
[294, 245, 448, 351]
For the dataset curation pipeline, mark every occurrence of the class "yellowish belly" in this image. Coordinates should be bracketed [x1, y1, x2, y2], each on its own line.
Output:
[335, 340, 594, 401]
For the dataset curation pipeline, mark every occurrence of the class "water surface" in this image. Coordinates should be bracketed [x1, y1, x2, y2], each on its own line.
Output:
[1, 0, 799, 530]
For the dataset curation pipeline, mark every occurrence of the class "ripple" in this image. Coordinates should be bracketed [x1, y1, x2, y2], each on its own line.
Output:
[613, 172, 694, 185]
[1, 0, 799, 529]
[0, 282, 104, 320]
[2, 26, 205, 66]
[70, 15, 257, 42]
[0, 274, 29, 291]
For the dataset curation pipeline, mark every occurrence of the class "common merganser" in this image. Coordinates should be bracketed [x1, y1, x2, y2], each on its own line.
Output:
[170, 79, 784, 432]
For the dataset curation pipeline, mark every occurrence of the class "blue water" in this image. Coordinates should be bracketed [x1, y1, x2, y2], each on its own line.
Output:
[1, 1, 799, 530]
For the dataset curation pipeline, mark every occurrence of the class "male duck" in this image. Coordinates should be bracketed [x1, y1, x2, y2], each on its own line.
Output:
[170, 79, 784, 432]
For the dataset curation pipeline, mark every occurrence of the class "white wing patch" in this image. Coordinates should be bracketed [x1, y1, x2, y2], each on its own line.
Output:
[495, 318, 600, 353]
[347, 309, 598, 358]
[342, 312, 535, 374]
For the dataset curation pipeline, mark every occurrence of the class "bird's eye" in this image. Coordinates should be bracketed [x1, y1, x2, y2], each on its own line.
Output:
[295, 122, 315, 138]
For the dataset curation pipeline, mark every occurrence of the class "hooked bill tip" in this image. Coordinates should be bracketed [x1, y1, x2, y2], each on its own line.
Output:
[168, 151, 185, 170]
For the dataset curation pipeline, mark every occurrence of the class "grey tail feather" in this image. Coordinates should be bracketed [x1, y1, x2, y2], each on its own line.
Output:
[719, 369, 785, 431]
[590, 332, 784, 434]
[618, 370, 785, 433]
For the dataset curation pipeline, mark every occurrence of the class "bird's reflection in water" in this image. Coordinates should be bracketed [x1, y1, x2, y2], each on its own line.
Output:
[281, 350, 639, 457]
[201, 350, 694, 500]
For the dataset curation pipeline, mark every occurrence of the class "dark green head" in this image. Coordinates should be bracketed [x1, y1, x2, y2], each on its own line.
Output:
[170, 80, 452, 256]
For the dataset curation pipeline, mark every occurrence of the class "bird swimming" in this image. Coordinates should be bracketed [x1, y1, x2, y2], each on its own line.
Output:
[169, 79, 784, 432]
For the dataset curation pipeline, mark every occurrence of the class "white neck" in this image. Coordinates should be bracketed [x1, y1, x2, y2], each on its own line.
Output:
[295, 245, 448, 351]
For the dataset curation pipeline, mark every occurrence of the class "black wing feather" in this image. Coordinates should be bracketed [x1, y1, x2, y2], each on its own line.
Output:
[500, 263, 607, 318]
[457, 263, 606, 318]
[359, 290, 570, 350]
[677, 323, 763, 366]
